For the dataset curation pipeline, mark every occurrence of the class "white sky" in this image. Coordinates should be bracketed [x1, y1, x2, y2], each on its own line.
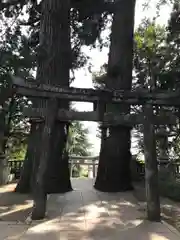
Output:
[70, 0, 173, 156]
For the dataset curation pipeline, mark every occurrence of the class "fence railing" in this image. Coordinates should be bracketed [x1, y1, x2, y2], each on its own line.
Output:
[133, 160, 180, 179]
[8, 156, 99, 179]
[69, 156, 99, 178]
[8, 160, 24, 179]
[8, 157, 180, 180]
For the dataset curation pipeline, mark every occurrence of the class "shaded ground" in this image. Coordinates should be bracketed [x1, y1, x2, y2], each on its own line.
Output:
[133, 181, 180, 232]
[0, 183, 33, 222]
[0, 179, 180, 239]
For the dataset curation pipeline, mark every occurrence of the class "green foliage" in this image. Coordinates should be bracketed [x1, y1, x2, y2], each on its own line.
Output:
[133, 2, 180, 157]
[91, 1, 180, 160]
[134, 20, 167, 90]
[159, 170, 180, 201]
[71, 165, 88, 178]
[8, 120, 92, 160]
[2, 0, 180, 162]
[9, 144, 27, 160]
[79, 168, 88, 178]
[0, 0, 101, 160]
[0, 0, 110, 76]
[67, 121, 92, 156]
[0, 17, 33, 158]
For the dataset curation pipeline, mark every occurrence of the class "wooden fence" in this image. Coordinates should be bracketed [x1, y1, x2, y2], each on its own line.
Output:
[8, 160, 24, 179]
[8, 158, 180, 180]
[8, 156, 142, 179]
[8, 157, 99, 179]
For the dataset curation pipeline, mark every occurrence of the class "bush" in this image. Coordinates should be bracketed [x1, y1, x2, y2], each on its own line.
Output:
[71, 166, 88, 178]
[79, 168, 88, 178]
[72, 166, 80, 177]
[159, 170, 180, 201]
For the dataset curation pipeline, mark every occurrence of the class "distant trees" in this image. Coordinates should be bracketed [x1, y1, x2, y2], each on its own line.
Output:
[133, 2, 180, 160]
[67, 121, 92, 157]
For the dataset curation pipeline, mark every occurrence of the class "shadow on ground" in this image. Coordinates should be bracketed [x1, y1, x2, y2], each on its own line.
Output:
[134, 181, 180, 233]
[0, 179, 179, 239]
[0, 183, 32, 222]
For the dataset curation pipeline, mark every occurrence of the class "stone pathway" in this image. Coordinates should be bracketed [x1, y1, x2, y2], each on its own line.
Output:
[0, 179, 180, 239]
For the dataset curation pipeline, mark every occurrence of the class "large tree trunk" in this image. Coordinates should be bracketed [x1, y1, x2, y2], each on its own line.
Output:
[32, 99, 58, 220]
[95, 125, 107, 181]
[17, 0, 72, 196]
[94, 0, 136, 192]
[45, 121, 72, 193]
[31, 0, 72, 219]
[15, 123, 37, 193]
[41, 0, 72, 193]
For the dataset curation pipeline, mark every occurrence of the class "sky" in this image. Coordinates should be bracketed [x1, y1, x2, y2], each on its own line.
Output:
[70, 0, 173, 156]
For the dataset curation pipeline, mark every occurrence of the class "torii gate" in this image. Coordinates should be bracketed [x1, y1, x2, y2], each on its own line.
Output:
[0, 0, 178, 223]
[7, 75, 179, 222]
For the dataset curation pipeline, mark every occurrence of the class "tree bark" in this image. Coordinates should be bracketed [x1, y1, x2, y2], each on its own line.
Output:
[45, 121, 72, 193]
[94, 0, 136, 192]
[18, 0, 72, 198]
[32, 99, 58, 220]
[15, 123, 37, 193]
[39, 0, 72, 193]
[95, 125, 107, 181]
[30, 0, 72, 219]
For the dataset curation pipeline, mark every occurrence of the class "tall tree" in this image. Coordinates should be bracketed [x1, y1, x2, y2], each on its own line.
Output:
[31, 0, 72, 219]
[67, 121, 92, 156]
[3, 0, 110, 193]
[94, 0, 136, 192]
[0, 20, 35, 185]
[133, 2, 180, 163]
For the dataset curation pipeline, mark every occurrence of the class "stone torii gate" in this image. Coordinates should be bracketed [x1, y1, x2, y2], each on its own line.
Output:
[9, 76, 180, 222]
[69, 156, 99, 178]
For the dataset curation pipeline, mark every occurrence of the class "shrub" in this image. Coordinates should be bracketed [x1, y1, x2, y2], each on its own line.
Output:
[159, 170, 180, 201]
